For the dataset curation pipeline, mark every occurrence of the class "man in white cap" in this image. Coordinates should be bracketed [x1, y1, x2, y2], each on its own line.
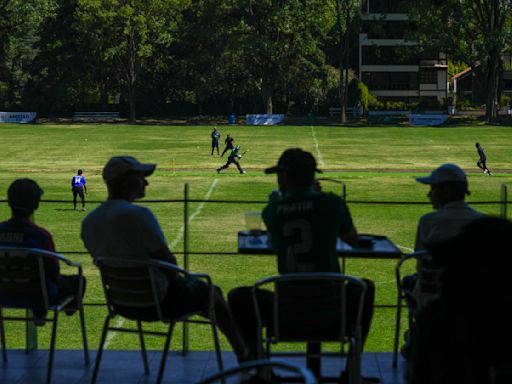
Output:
[400, 163, 486, 358]
[81, 156, 249, 362]
[414, 163, 484, 251]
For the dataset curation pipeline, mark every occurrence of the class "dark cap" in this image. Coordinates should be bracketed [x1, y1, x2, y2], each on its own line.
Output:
[265, 148, 322, 175]
[103, 156, 156, 183]
[7, 178, 44, 214]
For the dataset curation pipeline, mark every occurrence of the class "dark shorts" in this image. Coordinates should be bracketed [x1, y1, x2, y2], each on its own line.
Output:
[114, 275, 209, 321]
[72, 187, 85, 200]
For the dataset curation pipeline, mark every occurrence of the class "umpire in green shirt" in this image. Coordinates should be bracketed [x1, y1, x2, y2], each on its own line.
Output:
[228, 148, 375, 368]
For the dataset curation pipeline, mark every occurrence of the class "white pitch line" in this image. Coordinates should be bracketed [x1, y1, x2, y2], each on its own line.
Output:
[310, 126, 325, 167]
[170, 178, 219, 249]
[104, 178, 219, 348]
[396, 244, 414, 253]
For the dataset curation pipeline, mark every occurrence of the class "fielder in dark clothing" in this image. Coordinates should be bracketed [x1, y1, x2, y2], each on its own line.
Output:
[211, 128, 221, 155]
[475, 142, 491, 176]
[221, 134, 234, 157]
[217, 145, 245, 174]
[72, 169, 87, 210]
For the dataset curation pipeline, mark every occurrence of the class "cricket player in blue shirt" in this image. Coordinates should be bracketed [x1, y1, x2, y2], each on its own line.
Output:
[72, 169, 87, 210]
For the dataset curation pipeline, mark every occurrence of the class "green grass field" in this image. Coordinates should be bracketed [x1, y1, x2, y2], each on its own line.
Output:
[0, 123, 511, 353]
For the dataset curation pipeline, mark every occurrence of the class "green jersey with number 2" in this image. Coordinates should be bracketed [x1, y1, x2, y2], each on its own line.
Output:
[262, 187, 354, 274]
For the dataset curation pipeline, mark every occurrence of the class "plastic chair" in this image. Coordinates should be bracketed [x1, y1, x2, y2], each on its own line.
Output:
[253, 273, 366, 384]
[392, 250, 443, 368]
[197, 358, 318, 384]
[0, 246, 89, 384]
[92, 258, 223, 384]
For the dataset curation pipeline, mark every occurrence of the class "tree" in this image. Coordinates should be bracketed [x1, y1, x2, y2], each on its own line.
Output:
[236, 0, 330, 114]
[409, 0, 512, 122]
[76, 0, 185, 121]
[0, 0, 55, 110]
[332, 0, 360, 123]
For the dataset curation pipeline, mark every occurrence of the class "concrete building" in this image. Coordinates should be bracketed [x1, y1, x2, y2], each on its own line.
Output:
[359, 0, 448, 106]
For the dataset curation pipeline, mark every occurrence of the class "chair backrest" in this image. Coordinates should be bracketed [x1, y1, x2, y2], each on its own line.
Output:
[197, 358, 318, 384]
[414, 251, 443, 310]
[254, 273, 366, 344]
[95, 258, 167, 321]
[0, 246, 50, 309]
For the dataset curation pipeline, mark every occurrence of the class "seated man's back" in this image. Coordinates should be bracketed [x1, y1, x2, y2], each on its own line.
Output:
[263, 188, 353, 274]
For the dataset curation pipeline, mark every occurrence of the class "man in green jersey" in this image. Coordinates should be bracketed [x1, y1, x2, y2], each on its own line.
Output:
[217, 145, 246, 174]
[228, 148, 375, 371]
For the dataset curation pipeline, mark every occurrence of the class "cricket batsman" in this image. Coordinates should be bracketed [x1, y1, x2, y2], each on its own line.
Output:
[217, 145, 246, 174]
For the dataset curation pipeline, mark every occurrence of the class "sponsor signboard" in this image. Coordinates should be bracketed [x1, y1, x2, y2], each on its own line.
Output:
[246, 114, 284, 125]
[409, 114, 448, 126]
[0, 112, 37, 124]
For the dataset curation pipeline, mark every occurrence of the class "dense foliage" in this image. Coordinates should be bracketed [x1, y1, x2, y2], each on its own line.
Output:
[0, 0, 348, 119]
[0, 0, 511, 120]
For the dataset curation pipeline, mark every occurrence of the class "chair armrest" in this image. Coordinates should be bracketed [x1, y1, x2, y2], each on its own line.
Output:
[395, 250, 428, 291]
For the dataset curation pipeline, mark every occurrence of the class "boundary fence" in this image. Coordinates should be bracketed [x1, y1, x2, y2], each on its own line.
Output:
[0, 183, 508, 352]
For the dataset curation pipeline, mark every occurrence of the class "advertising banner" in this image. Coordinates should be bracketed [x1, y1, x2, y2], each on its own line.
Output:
[409, 114, 448, 126]
[0, 112, 37, 124]
[246, 114, 284, 125]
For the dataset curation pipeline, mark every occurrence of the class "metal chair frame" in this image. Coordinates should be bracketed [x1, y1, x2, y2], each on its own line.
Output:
[197, 358, 318, 384]
[393, 250, 442, 368]
[0, 246, 89, 384]
[253, 273, 366, 384]
[92, 258, 223, 384]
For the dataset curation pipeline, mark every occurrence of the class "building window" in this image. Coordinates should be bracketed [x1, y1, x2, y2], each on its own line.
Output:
[419, 69, 437, 84]
[362, 21, 411, 39]
[362, 72, 418, 90]
[369, 0, 413, 13]
[362, 46, 417, 65]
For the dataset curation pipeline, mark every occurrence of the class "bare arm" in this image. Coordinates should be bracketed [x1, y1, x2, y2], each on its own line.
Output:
[150, 247, 178, 278]
[150, 246, 177, 265]
[340, 227, 359, 246]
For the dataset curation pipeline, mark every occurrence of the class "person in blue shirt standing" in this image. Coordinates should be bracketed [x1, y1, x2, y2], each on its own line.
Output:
[211, 127, 221, 155]
[72, 169, 87, 211]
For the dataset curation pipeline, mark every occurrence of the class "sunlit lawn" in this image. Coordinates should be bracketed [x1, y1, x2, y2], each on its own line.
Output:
[0, 123, 510, 352]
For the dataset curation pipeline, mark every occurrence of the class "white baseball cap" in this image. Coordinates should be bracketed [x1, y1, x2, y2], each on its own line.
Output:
[416, 163, 467, 185]
[103, 156, 156, 183]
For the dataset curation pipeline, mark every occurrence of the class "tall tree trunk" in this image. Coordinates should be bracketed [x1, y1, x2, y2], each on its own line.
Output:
[127, 26, 137, 122]
[486, 52, 500, 123]
[262, 79, 273, 114]
[336, 0, 350, 124]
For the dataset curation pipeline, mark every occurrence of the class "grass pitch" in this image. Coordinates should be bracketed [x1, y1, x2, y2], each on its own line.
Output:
[0, 123, 511, 353]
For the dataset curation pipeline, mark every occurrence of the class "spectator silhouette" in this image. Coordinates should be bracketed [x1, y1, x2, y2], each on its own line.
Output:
[228, 148, 375, 378]
[407, 216, 512, 384]
[0, 178, 85, 323]
[81, 156, 249, 362]
[414, 163, 484, 251]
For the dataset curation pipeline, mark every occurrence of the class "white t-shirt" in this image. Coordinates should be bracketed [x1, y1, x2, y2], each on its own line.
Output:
[81, 199, 169, 297]
[414, 201, 484, 251]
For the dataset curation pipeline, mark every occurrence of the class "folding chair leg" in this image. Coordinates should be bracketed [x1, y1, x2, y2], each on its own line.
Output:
[210, 320, 224, 373]
[347, 340, 362, 384]
[0, 308, 7, 363]
[137, 321, 150, 374]
[392, 293, 403, 368]
[156, 322, 175, 384]
[91, 315, 111, 384]
[79, 306, 90, 365]
[46, 311, 59, 384]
